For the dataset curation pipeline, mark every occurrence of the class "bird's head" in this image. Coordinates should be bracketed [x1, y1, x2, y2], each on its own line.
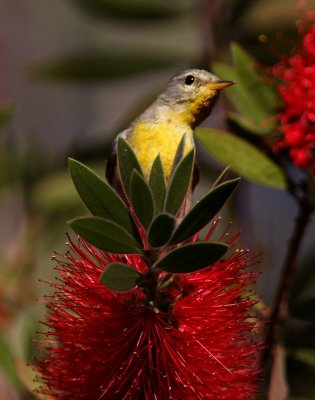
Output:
[159, 69, 234, 127]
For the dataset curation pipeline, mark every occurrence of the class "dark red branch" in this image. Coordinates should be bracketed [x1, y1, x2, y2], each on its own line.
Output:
[263, 189, 314, 380]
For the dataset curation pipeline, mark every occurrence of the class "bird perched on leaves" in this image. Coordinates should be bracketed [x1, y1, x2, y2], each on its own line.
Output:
[106, 69, 234, 189]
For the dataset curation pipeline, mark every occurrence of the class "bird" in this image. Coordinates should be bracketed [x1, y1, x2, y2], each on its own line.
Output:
[106, 69, 234, 190]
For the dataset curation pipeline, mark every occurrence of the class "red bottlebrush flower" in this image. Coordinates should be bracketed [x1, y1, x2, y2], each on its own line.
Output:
[271, 13, 315, 172]
[35, 225, 261, 400]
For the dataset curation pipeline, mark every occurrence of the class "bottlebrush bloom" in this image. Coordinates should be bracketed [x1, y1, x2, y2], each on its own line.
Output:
[271, 12, 315, 172]
[35, 225, 261, 400]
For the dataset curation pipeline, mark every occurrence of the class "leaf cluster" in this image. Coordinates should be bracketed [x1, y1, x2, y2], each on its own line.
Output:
[68, 138, 239, 291]
[196, 43, 287, 190]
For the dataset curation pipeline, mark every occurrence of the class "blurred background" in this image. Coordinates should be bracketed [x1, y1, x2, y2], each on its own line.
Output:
[0, 0, 315, 398]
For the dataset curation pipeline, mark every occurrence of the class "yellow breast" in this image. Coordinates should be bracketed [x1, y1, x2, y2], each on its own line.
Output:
[127, 121, 194, 180]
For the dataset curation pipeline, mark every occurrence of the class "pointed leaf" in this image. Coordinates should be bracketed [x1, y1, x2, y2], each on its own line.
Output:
[212, 166, 231, 188]
[212, 57, 276, 135]
[232, 42, 277, 112]
[213, 61, 266, 129]
[169, 134, 186, 178]
[155, 242, 228, 273]
[196, 128, 287, 189]
[130, 170, 154, 229]
[68, 158, 138, 238]
[227, 111, 272, 136]
[164, 149, 194, 215]
[69, 216, 143, 254]
[170, 178, 240, 244]
[211, 62, 238, 91]
[212, 62, 244, 111]
[149, 155, 166, 213]
[148, 213, 175, 248]
[290, 349, 315, 369]
[117, 137, 143, 196]
[100, 263, 143, 291]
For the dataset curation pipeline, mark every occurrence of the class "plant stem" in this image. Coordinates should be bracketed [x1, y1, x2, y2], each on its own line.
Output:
[263, 189, 314, 385]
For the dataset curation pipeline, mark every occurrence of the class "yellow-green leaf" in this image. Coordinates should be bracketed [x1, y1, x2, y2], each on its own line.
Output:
[196, 128, 287, 189]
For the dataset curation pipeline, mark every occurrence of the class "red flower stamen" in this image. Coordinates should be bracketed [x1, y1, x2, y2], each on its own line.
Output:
[271, 12, 315, 172]
[35, 222, 261, 399]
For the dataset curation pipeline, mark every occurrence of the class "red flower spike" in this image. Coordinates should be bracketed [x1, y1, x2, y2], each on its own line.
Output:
[35, 224, 261, 400]
[271, 12, 315, 172]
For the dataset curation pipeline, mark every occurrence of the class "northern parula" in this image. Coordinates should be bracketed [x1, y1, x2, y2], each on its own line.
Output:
[106, 69, 234, 186]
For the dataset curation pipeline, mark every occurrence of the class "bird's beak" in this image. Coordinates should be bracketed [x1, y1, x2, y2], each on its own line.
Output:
[207, 80, 235, 91]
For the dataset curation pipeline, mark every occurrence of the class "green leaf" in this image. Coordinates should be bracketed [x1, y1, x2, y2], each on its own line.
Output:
[196, 128, 287, 189]
[170, 178, 240, 244]
[117, 137, 143, 197]
[0, 107, 12, 129]
[216, 67, 267, 131]
[169, 134, 186, 178]
[212, 62, 238, 89]
[212, 53, 276, 136]
[0, 334, 20, 388]
[164, 149, 194, 215]
[212, 61, 252, 116]
[100, 262, 143, 291]
[290, 349, 315, 369]
[211, 166, 231, 188]
[232, 42, 277, 112]
[149, 155, 166, 213]
[227, 111, 272, 136]
[148, 213, 175, 248]
[130, 170, 154, 229]
[68, 158, 138, 237]
[155, 242, 228, 273]
[69, 216, 143, 254]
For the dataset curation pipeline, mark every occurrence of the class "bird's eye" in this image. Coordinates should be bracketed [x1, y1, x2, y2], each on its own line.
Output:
[185, 75, 195, 85]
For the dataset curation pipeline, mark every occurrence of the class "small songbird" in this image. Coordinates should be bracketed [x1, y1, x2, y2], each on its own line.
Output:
[106, 69, 234, 187]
